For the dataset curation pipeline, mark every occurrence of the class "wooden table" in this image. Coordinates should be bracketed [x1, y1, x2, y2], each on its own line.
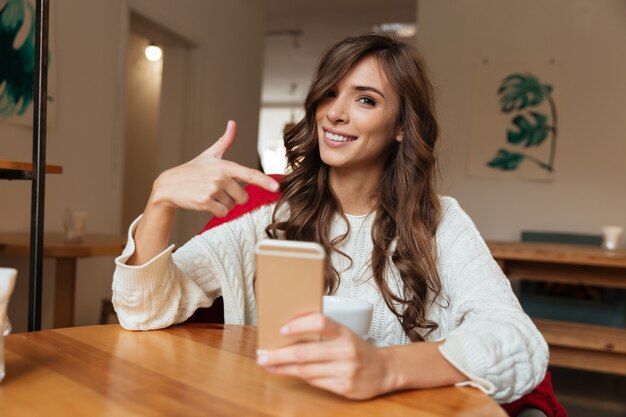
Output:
[0, 233, 126, 328]
[488, 241, 626, 288]
[1, 159, 64, 330]
[0, 324, 506, 417]
[487, 241, 626, 375]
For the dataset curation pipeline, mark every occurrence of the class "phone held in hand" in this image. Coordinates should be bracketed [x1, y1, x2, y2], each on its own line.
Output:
[255, 239, 325, 350]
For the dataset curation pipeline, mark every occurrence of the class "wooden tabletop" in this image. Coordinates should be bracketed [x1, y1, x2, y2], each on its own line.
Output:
[487, 240, 626, 269]
[0, 232, 126, 258]
[0, 159, 63, 174]
[1, 324, 506, 417]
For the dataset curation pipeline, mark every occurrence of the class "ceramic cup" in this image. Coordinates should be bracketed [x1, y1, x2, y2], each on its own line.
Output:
[322, 295, 373, 339]
[0, 267, 17, 383]
[601, 225, 623, 250]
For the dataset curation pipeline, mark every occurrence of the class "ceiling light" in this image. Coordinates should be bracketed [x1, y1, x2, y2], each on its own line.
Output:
[372, 23, 416, 38]
[145, 43, 162, 62]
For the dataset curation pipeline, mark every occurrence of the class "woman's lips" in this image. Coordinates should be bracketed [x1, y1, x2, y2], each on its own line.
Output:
[322, 129, 357, 146]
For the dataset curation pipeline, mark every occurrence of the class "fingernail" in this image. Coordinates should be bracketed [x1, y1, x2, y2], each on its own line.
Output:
[257, 353, 268, 365]
[270, 182, 279, 192]
[280, 325, 289, 335]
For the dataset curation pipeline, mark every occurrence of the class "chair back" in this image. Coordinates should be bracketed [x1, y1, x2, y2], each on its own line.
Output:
[519, 230, 625, 327]
[521, 231, 602, 246]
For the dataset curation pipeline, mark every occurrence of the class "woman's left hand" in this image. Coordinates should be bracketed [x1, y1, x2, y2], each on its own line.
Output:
[256, 313, 395, 400]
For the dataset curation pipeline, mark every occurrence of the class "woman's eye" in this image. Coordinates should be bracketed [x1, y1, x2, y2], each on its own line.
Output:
[358, 97, 376, 106]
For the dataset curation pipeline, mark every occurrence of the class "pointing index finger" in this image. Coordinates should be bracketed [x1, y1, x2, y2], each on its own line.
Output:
[224, 162, 279, 192]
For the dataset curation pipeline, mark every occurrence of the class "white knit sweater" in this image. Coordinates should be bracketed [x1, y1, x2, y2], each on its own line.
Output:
[112, 196, 548, 403]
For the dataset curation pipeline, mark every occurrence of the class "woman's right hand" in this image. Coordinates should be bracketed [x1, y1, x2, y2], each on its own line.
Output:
[149, 120, 279, 217]
[128, 120, 279, 265]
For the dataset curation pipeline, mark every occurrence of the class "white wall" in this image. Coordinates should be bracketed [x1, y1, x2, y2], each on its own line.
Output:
[418, 0, 626, 241]
[0, 0, 265, 331]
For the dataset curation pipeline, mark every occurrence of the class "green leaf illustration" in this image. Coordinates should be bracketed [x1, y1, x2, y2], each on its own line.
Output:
[0, 0, 37, 118]
[507, 112, 549, 147]
[487, 149, 525, 170]
[498, 73, 552, 113]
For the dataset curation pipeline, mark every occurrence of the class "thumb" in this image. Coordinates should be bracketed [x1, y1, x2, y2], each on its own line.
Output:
[205, 120, 237, 159]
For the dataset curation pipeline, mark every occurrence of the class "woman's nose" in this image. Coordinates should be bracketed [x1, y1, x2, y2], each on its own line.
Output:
[325, 97, 349, 124]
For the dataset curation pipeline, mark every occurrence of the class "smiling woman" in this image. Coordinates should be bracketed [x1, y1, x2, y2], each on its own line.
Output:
[111, 33, 562, 414]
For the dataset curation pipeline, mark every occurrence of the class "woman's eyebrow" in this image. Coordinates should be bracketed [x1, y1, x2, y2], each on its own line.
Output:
[353, 85, 386, 99]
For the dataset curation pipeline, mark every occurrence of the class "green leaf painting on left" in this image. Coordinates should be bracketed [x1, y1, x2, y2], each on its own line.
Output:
[0, 0, 51, 119]
[487, 73, 558, 173]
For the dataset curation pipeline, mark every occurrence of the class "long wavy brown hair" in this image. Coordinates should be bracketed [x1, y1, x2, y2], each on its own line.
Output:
[265, 34, 442, 342]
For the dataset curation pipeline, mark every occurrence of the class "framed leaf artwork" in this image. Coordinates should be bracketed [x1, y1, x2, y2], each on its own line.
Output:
[467, 60, 561, 181]
[0, 0, 56, 127]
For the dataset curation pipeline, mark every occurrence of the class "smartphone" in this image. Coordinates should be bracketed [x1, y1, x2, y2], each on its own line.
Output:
[255, 239, 325, 350]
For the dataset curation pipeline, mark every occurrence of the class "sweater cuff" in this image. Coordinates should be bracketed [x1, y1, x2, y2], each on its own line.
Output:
[439, 337, 496, 396]
[114, 214, 176, 291]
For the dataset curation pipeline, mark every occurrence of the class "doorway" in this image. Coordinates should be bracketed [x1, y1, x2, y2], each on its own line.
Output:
[122, 12, 194, 244]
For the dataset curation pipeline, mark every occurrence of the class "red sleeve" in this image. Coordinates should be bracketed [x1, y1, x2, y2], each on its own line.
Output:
[198, 174, 284, 234]
[501, 372, 567, 417]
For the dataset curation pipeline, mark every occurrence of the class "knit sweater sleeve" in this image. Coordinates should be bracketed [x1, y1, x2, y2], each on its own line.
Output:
[112, 205, 272, 330]
[436, 197, 548, 404]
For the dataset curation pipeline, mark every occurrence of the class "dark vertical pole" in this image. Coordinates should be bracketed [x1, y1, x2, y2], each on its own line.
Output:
[28, 0, 49, 332]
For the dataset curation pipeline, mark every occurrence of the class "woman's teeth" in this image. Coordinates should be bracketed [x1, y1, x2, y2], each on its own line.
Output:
[325, 131, 356, 142]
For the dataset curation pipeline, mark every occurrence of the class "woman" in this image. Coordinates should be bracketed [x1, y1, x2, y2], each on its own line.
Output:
[113, 34, 548, 404]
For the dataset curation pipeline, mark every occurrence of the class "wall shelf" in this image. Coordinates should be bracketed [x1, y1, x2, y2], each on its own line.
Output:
[0, 160, 63, 180]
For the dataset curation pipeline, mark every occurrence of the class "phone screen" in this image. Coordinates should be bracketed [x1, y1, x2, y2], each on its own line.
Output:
[255, 239, 325, 350]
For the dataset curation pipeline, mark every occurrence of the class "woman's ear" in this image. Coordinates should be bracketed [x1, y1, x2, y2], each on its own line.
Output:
[395, 130, 404, 142]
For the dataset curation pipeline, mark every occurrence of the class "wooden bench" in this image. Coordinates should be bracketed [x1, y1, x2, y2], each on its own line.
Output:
[534, 318, 626, 376]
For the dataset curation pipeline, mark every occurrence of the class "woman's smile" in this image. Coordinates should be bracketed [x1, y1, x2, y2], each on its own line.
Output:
[323, 128, 358, 147]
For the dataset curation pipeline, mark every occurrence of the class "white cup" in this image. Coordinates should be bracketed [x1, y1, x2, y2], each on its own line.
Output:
[63, 209, 88, 243]
[601, 225, 623, 250]
[322, 295, 373, 339]
[1, 268, 17, 383]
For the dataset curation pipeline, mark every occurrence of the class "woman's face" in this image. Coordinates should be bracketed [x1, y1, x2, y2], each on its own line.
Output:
[315, 55, 401, 175]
